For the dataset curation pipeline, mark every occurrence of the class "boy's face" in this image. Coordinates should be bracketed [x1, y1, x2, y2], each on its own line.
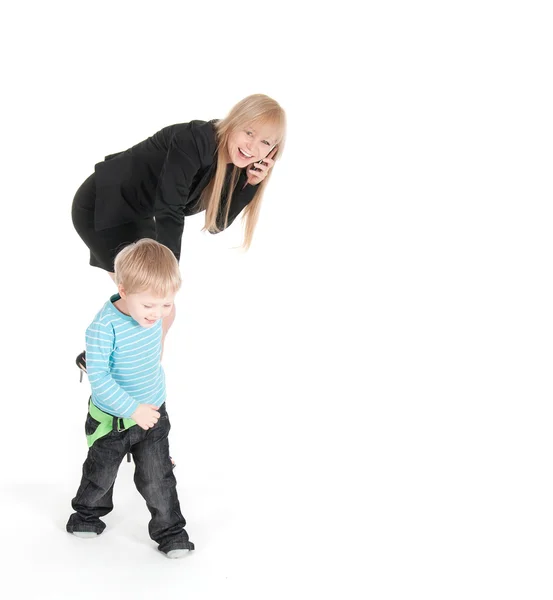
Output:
[119, 288, 176, 328]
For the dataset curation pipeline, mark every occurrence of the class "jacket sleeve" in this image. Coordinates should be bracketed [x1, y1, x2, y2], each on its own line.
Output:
[212, 179, 258, 233]
[85, 321, 140, 419]
[155, 126, 203, 260]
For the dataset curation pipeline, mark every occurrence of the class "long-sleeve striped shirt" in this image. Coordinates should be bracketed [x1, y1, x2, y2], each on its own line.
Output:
[85, 294, 166, 418]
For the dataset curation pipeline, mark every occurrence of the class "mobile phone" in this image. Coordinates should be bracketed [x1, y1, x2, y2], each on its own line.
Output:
[253, 144, 278, 171]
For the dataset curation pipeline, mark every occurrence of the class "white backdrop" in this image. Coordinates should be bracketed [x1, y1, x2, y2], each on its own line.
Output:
[1, 1, 552, 599]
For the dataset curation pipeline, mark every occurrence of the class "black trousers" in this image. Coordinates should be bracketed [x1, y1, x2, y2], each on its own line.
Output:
[66, 403, 194, 553]
[71, 173, 156, 273]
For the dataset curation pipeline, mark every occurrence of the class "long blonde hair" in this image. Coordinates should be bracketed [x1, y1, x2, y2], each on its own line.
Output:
[201, 94, 286, 250]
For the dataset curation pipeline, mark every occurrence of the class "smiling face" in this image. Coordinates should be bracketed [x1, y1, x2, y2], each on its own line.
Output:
[227, 121, 279, 167]
[117, 287, 176, 328]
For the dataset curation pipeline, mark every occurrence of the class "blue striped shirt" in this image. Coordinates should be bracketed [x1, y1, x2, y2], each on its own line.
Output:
[85, 294, 166, 418]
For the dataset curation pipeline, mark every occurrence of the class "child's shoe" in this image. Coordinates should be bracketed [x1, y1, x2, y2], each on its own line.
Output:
[161, 540, 195, 558]
[165, 549, 188, 559]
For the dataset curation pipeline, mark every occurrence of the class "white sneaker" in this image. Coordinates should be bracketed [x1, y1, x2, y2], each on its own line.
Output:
[164, 549, 189, 559]
[72, 531, 98, 539]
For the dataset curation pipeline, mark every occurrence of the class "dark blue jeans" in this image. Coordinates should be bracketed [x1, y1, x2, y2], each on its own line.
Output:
[66, 403, 194, 553]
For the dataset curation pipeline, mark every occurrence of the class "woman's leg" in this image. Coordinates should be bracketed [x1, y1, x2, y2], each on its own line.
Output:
[161, 305, 176, 360]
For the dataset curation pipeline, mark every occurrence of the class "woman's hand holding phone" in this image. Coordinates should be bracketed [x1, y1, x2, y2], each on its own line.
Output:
[246, 145, 278, 186]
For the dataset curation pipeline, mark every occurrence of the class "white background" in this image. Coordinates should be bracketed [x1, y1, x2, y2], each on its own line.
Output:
[1, 1, 552, 598]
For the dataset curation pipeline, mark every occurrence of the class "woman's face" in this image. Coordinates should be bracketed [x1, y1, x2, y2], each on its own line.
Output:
[227, 122, 278, 167]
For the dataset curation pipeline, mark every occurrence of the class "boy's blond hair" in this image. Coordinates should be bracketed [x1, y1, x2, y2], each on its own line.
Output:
[114, 239, 181, 296]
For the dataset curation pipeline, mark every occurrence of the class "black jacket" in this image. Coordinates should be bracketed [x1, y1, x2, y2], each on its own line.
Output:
[93, 119, 257, 259]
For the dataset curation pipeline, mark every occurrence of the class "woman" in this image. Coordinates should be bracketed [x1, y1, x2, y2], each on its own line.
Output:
[72, 93, 286, 374]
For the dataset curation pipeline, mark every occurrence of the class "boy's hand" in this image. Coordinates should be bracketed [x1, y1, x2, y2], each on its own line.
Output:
[131, 404, 160, 430]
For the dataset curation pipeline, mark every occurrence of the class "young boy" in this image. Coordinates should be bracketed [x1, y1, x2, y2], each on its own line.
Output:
[66, 238, 194, 559]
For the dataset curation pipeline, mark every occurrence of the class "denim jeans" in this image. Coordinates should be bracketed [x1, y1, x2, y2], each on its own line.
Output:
[66, 402, 194, 553]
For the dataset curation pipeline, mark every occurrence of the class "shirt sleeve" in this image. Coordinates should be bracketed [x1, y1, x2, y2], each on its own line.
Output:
[154, 126, 203, 260]
[86, 320, 140, 419]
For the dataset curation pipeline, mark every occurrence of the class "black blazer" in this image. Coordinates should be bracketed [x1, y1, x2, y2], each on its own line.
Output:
[93, 119, 257, 260]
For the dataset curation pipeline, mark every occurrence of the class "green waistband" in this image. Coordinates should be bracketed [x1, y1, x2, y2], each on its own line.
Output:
[86, 400, 136, 448]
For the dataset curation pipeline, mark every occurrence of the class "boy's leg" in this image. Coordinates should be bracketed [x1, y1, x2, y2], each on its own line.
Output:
[66, 431, 128, 535]
[131, 404, 194, 554]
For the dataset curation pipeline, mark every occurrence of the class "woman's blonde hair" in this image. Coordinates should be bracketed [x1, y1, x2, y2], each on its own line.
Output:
[201, 94, 287, 250]
[114, 238, 182, 296]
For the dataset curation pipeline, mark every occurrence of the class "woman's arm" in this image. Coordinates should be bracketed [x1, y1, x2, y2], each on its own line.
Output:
[155, 125, 204, 260]
[213, 179, 257, 232]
